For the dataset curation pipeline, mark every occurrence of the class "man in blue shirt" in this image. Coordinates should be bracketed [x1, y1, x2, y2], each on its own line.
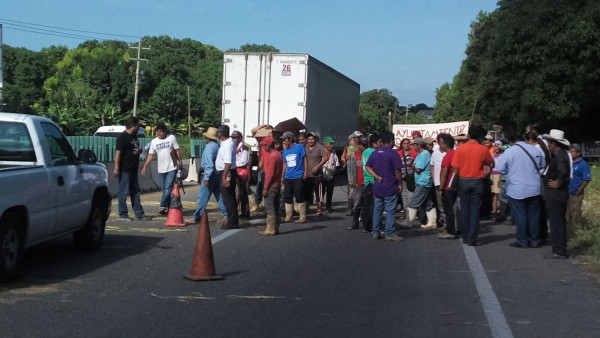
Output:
[186, 127, 228, 223]
[567, 144, 591, 225]
[365, 132, 404, 241]
[407, 138, 436, 229]
[282, 131, 308, 223]
[496, 131, 545, 248]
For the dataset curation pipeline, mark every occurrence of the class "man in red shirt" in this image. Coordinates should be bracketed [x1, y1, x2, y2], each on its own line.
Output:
[437, 133, 459, 239]
[259, 136, 283, 236]
[451, 126, 493, 246]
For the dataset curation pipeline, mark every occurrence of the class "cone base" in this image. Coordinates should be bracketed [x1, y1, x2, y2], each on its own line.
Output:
[183, 273, 224, 281]
[166, 223, 187, 227]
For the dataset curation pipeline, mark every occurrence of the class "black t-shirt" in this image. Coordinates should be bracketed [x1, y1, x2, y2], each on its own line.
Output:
[116, 131, 142, 173]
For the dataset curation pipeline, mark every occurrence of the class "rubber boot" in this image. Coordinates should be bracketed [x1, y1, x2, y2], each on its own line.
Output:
[249, 194, 258, 212]
[407, 207, 418, 221]
[275, 217, 281, 234]
[421, 208, 438, 229]
[284, 203, 294, 222]
[295, 202, 307, 223]
[259, 216, 277, 236]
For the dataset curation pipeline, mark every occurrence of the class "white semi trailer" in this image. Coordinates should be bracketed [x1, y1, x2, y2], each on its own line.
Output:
[221, 53, 360, 152]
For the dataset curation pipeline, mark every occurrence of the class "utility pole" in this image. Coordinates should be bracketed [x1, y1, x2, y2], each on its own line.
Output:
[405, 105, 410, 124]
[128, 39, 149, 117]
[187, 86, 191, 137]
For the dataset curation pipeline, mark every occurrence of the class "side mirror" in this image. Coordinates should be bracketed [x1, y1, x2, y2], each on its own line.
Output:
[78, 149, 97, 164]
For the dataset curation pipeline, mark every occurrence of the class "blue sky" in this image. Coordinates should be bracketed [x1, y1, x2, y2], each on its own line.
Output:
[1, 0, 499, 106]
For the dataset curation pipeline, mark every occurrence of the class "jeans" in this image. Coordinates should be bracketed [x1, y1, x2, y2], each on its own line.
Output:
[373, 194, 397, 237]
[118, 171, 144, 218]
[458, 178, 484, 244]
[158, 170, 177, 210]
[236, 179, 249, 217]
[545, 197, 568, 256]
[193, 173, 227, 221]
[509, 195, 540, 246]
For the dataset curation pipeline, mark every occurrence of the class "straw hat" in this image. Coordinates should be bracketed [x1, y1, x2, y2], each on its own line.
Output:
[203, 127, 219, 141]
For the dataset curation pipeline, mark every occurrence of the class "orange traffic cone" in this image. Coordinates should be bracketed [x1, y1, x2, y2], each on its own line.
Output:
[183, 212, 224, 281]
[165, 183, 186, 227]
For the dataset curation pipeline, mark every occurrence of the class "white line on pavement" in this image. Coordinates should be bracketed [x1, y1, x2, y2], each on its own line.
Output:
[462, 244, 514, 338]
[212, 229, 243, 244]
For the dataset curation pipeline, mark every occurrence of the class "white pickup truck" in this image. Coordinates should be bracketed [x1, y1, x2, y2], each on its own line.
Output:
[0, 113, 111, 282]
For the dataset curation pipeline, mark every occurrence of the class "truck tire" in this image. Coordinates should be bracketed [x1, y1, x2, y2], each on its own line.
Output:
[73, 197, 106, 251]
[0, 212, 24, 282]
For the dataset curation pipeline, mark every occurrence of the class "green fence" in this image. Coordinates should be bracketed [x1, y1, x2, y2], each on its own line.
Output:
[67, 136, 206, 162]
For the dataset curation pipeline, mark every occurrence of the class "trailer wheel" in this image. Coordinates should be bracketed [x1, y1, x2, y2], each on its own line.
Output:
[0, 212, 24, 283]
[73, 197, 106, 251]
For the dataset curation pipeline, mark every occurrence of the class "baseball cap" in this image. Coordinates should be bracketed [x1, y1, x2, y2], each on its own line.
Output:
[281, 131, 295, 140]
[411, 131, 422, 138]
[260, 136, 274, 146]
[484, 134, 494, 140]
[423, 137, 434, 144]
[411, 137, 426, 145]
[323, 136, 334, 144]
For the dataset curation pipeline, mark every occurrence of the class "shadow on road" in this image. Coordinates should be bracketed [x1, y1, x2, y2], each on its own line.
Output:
[4, 233, 164, 287]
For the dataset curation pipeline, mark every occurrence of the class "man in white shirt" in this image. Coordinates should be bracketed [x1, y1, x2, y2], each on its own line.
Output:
[232, 130, 250, 218]
[216, 125, 239, 229]
[430, 138, 446, 227]
[141, 122, 183, 215]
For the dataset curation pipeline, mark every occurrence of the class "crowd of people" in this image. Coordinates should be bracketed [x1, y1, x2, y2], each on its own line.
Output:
[113, 117, 592, 259]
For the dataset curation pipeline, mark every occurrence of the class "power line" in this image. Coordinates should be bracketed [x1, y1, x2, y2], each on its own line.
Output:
[2, 25, 105, 41]
[0, 18, 140, 40]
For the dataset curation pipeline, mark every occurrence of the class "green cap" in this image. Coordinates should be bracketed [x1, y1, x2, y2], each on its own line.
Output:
[323, 136, 335, 144]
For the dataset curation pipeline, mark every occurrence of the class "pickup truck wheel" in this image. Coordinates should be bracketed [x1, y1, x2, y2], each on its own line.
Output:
[0, 214, 24, 282]
[73, 199, 106, 251]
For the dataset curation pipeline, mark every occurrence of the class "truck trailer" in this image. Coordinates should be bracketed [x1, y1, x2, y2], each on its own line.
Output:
[221, 53, 360, 152]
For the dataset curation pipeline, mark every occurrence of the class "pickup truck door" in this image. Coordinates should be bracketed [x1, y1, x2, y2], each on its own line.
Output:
[40, 123, 91, 235]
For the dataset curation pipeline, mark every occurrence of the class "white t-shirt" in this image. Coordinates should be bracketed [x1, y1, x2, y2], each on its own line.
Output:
[430, 148, 446, 186]
[236, 142, 250, 167]
[149, 134, 179, 173]
[216, 137, 237, 171]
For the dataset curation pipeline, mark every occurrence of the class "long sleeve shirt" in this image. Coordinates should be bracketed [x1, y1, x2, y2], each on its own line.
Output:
[201, 141, 219, 179]
[496, 141, 545, 199]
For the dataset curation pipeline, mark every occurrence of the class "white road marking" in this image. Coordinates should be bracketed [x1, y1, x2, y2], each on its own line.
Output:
[462, 244, 514, 338]
[212, 229, 243, 244]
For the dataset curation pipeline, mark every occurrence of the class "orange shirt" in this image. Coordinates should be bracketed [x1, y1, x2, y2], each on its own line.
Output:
[451, 141, 493, 178]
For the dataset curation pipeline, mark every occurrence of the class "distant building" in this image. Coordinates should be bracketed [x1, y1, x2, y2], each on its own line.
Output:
[419, 109, 435, 120]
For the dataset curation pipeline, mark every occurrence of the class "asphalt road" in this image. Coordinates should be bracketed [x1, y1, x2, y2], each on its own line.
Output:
[1, 180, 600, 338]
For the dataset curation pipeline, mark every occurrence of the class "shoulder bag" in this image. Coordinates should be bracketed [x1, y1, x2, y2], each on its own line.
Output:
[402, 153, 416, 192]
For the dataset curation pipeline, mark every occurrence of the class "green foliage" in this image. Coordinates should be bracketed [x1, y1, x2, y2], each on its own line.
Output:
[359, 89, 399, 135]
[435, 0, 600, 139]
[226, 44, 280, 53]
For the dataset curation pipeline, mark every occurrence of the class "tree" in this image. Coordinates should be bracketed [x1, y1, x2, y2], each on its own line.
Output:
[226, 44, 279, 53]
[360, 89, 399, 135]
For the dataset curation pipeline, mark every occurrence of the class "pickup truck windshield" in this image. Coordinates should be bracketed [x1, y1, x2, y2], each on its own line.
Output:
[0, 122, 36, 162]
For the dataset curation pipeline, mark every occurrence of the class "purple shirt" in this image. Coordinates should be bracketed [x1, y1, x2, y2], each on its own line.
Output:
[366, 145, 404, 197]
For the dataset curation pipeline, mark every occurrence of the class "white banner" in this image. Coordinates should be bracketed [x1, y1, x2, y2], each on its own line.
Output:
[392, 121, 470, 145]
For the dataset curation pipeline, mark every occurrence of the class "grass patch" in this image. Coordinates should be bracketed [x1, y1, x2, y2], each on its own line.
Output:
[568, 161, 600, 272]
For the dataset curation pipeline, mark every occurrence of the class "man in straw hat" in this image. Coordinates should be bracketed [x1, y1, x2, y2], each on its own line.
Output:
[186, 127, 228, 224]
[541, 129, 571, 259]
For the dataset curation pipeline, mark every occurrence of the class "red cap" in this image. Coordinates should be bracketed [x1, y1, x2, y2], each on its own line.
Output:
[260, 136, 274, 146]
[411, 130, 422, 138]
